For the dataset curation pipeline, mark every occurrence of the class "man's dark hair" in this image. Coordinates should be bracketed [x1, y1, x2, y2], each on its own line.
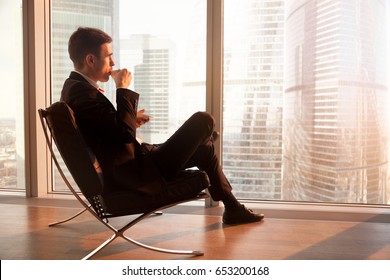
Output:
[68, 27, 112, 68]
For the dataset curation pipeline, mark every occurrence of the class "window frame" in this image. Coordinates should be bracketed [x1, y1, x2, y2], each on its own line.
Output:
[21, 0, 390, 212]
[24, 0, 52, 197]
[25, 0, 225, 199]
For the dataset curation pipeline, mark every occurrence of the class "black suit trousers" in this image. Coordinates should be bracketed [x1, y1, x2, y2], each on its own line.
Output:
[148, 111, 232, 201]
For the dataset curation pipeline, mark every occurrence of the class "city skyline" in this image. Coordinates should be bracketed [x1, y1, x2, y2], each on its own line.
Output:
[121, 34, 175, 144]
[223, 0, 284, 200]
[1, 0, 390, 205]
[282, 0, 388, 204]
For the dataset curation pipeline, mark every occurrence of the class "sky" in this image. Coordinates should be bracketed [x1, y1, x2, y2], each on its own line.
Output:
[0, 0, 23, 119]
[119, 0, 197, 39]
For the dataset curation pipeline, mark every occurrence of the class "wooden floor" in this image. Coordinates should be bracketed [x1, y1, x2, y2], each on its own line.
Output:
[1, 195, 390, 260]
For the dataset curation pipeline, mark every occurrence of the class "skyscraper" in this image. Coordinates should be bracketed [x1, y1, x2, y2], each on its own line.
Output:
[120, 35, 174, 144]
[282, 0, 389, 203]
[223, 0, 285, 199]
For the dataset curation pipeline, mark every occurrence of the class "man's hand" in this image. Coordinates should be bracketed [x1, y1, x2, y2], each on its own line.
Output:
[111, 69, 132, 88]
[136, 109, 150, 128]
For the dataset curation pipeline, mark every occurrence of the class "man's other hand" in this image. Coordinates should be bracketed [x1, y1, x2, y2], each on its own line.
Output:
[136, 109, 150, 128]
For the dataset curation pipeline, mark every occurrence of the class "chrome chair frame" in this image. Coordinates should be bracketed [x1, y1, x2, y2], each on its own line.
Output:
[38, 102, 209, 260]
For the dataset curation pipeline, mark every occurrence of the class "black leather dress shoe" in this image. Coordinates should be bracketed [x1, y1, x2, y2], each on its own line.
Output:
[222, 204, 264, 225]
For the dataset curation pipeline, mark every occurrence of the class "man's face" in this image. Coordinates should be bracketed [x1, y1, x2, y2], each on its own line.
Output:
[92, 43, 115, 82]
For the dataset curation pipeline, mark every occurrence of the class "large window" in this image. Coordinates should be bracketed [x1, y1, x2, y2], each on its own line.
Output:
[224, 0, 389, 205]
[50, 0, 206, 191]
[50, 0, 390, 206]
[0, 0, 25, 191]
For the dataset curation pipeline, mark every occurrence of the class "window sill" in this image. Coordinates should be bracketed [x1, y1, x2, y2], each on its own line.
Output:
[0, 194, 389, 223]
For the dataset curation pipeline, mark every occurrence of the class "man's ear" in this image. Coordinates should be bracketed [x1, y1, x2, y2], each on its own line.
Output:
[85, 54, 95, 67]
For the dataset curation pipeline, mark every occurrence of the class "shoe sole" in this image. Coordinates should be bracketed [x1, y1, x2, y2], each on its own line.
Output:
[223, 215, 265, 225]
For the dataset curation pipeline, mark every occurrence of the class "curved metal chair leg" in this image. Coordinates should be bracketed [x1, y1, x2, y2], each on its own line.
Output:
[81, 200, 206, 259]
[82, 233, 118, 260]
[82, 230, 203, 260]
[49, 207, 89, 227]
[121, 234, 204, 256]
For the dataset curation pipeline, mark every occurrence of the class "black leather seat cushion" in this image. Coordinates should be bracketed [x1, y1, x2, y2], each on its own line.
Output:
[102, 170, 209, 215]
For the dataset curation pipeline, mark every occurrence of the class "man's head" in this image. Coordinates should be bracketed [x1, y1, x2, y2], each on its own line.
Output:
[68, 27, 115, 82]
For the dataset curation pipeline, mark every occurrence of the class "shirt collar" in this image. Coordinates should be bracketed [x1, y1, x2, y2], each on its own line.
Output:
[73, 70, 100, 90]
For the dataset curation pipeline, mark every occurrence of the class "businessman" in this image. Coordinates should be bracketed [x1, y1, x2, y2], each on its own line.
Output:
[60, 27, 264, 225]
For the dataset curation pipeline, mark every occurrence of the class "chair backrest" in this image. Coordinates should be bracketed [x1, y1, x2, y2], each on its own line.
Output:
[39, 101, 104, 199]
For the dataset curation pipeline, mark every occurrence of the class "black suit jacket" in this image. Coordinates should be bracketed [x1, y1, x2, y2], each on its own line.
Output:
[60, 72, 166, 195]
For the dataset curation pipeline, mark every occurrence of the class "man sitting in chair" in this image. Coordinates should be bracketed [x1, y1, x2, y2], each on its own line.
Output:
[60, 27, 264, 225]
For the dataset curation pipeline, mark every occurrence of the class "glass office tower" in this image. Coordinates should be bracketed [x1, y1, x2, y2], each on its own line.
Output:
[223, 0, 285, 199]
[282, 0, 389, 203]
[120, 35, 175, 144]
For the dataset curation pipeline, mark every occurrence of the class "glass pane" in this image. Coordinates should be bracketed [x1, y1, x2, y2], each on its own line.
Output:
[224, 0, 390, 205]
[51, 0, 206, 191]
[223, 0, 284, 200]
[283, 1, 388, 204]
[0, 0, 25, 191]
[119, 0, 206, 143]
